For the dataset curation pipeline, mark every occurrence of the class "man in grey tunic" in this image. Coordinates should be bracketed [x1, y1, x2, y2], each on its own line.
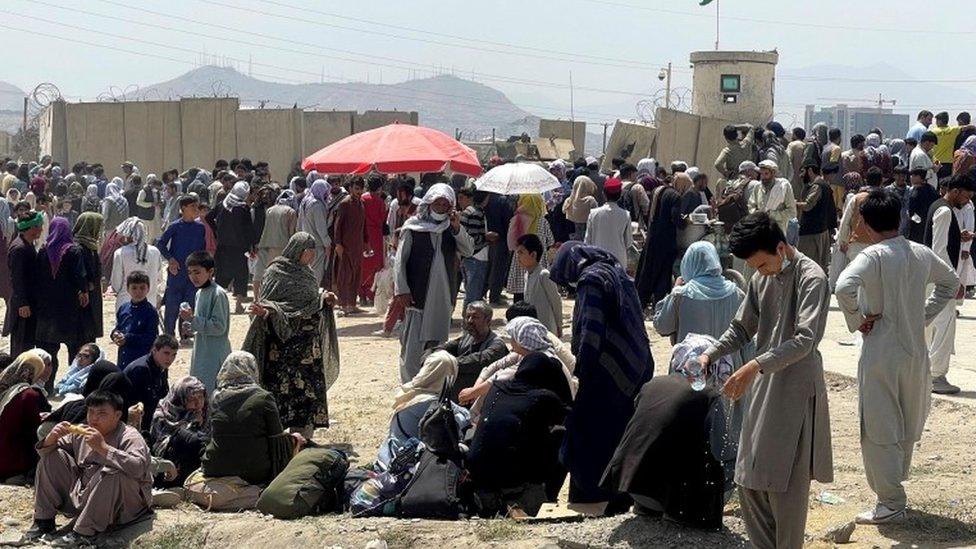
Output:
[699, 212, 833, 549]
[834, 190, 959, 524]
[394, 183, 473, 383]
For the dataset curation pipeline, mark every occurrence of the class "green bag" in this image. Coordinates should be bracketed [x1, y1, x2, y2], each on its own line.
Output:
[256, 448, 349, 519]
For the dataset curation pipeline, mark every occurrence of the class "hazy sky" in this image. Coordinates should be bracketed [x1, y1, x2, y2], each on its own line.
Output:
[4, 0, 972, 123]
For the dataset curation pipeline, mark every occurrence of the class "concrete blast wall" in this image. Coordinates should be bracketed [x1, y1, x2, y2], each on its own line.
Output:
[180, 98, 239, 171]
[601, 121, 657, 173]
[38, 101, 68, 165]
[66, 102, 126, 175]
[303, 111, 354, 157]
[236, 108, 303, 182]
[654, 108, 732, 190]
[123, 101, 182, 178]
[538, 119, 586, 158]
[352, 111, 418, 133]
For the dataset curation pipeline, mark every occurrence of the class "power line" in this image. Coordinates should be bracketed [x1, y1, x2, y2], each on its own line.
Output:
[578, 0, 969, 36]
[196, 0, 662, 71]
[0, 11, 618, 123]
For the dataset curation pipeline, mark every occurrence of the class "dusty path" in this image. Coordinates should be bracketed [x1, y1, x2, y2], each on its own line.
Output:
[1, 294, 974, 548]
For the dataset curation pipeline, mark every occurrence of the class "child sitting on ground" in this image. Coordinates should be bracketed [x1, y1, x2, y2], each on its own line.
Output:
[112, 272, 160, 369]
[180, 250, 231, 393]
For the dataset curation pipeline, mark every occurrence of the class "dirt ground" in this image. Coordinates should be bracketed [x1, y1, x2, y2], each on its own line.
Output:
[1, 292, 975, 548]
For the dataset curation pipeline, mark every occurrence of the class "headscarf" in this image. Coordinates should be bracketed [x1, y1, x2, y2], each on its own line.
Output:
[673, 172, 694, 194]
[812, 123, 829, 147]
[505, 316, 554, 354]
[213, 351, 261, 407]
[564, 175, 597, 212]
[116, 216, 148, 263]
[400, 183, 456, 234]
[962, 135, 976, 157]
[548, 160, 568, 183]
[549, 242, 652, 397]
[685, 166, 701, 182]
[223, 181, 250, 210]
[514, 194, 546, 236]
[82, 184, 100, 212]
[393, 349, 458, 412]
[152, 376, 210, 442]
[501, 351, 573, 406]
[24, 191, 36, 210]
[299, 179, 329, 216]
[105, 178, 128, 216]
[675, 242, 738, 301]
[6, 187, 21, 204]
[44, 217, 75, 277]
[82, 360, 121, 396]
[68, 181, 84, 201]
[864, 133, 882, 162]
[0, 351, 46, 416]
[72, 212, 103, 252]
[276, 189, 296, 206]
[305, 170, 320, 188]
[0, 197, 12, 240]
[888, 139, 908, 167]
[636, 158, 658, 177]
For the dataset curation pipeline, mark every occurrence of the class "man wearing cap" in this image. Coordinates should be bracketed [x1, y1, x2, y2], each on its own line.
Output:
[584, 177, 632, 268]
[748, 160, 798, 241]
[6, 212, 43, 355]
[796, 163, 836, 271]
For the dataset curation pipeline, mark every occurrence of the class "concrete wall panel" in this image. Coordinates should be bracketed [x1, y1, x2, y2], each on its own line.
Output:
[66, 102, 125, 176]
[352, 110, 418, 133]
[123, 101, 182, 177]
[696, 115, 733, 188]
[180, 98, 238, 171]
[601, 121, 657, 172]
[654, 108, 701, 170]
[538, 119, 586, 157]
[38, 101, 68, 164]
[303, 111, 354, 157]
[236, 108, 303, 183]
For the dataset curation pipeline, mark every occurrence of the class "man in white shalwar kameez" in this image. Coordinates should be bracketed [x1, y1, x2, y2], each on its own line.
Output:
[953, 201, 975, 297]
[394, 184, 473, 383]
[924, 177, 974, 394]
[835, 189, 959, 524]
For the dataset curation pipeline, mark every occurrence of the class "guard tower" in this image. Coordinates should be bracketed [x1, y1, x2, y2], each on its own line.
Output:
[689, 50, 778, 125]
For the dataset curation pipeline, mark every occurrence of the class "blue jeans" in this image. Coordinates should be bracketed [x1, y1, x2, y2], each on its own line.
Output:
[462, 257, 489, 310]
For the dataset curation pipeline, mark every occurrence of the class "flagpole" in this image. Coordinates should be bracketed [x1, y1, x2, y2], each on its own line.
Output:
[715, 0, 720, 50]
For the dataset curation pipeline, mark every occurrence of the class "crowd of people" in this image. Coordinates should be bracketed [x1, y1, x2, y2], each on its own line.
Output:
[0, 106, 971, 547]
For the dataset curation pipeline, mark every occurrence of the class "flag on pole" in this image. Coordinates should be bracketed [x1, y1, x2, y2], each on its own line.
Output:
[699, 0, 714, 5]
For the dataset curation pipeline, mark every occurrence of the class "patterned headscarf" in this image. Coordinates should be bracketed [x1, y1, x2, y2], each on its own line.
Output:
[0, 351, 47, 417]
[105, 178, 128, 216]
[82, 184, 100, 212]
[152, 376, 210, 441]
[505, 316, 554, 353]
[962, 135, 976, 157]
[223, 181, 250, 210]
[213, 351, 260, 407]
[400, 183, 456, 234]
[72, 212, 103, 252]
[45, 217, 75, 277]
[116, 216, 148, 263]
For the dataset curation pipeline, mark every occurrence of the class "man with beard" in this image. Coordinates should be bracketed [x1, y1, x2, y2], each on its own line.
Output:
[427, 300, 508, 401]
[332, 177, 369, 315]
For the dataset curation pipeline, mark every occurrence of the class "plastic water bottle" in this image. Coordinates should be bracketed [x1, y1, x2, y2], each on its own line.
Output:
[684, 357, 707, 391]
[179, 302, 192, 337]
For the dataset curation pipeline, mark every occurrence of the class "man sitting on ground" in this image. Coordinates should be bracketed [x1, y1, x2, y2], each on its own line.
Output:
[26, 390, 152, 547]
[425, 301, 508, 401]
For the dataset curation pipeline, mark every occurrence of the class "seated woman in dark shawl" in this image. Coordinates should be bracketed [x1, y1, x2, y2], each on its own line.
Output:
[150, 376, 210, 487]
[244, 232, 339, 439]
[467, 352, 572, 518]
[201, 351, 304, 486]
[0, 352, 49, 483]
[548, 242, 654, 517]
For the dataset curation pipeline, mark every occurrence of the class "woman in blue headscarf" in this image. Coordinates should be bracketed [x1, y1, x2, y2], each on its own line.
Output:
[549, 241, 653, 516]
[652, 242, 748, 361]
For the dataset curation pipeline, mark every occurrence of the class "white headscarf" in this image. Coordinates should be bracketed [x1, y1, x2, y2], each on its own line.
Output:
[392, 350, 458, 412]
[636, 157, 657, 177]
[106, 178, 128, 216]
[400, 183, 455, 234]
[116, 216, 148, 263]
[222, 181, 250, 210]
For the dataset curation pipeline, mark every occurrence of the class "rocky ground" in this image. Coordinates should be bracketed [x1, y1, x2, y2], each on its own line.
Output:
[1, 294, 974, 548]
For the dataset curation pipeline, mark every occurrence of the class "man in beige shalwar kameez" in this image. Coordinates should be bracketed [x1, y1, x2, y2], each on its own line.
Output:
[26, 390, 152, 546]
[700, 212, 833, 549]
[835, 190, 959, 524]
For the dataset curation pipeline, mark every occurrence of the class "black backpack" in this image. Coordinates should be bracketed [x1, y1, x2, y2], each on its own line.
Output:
[397, 449, 464, 519]
[418, 379, 461, 459]
[619, 183, 640, 221]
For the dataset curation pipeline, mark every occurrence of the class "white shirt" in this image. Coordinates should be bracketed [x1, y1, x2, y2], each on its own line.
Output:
[909, 147, 938, 188]
[584, 201, 633, 266]
[111, 244, 164, 310]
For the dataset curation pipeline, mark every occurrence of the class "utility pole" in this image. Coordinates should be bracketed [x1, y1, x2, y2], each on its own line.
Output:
[23, 97, 28, 132]
[664, 63, 672, 110]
